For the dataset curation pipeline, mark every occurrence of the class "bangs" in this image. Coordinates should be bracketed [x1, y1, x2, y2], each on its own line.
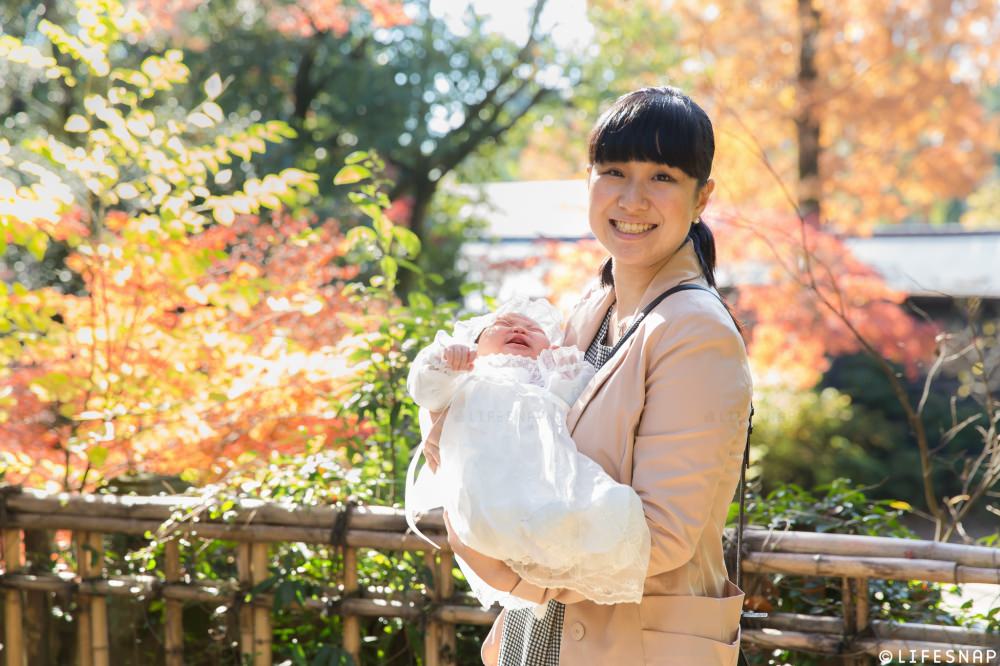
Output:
[588, 89, 713, 182]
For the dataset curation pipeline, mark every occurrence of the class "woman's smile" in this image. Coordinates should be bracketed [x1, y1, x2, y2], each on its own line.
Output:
[610, 218, 658, 237]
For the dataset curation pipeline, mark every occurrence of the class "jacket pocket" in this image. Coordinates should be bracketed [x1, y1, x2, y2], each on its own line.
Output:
[640, 626, 741, 665]
[638, 580, 744, 665]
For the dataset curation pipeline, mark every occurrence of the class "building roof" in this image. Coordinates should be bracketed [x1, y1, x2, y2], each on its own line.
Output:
[458, 180, 1000, 299]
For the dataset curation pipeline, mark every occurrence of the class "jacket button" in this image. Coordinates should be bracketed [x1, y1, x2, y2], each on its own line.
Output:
[570, 622, 585, 641]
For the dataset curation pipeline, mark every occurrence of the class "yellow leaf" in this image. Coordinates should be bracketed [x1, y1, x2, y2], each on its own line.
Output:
[202, 102, 224, 123]
[64, 115, 90, 132]
[204, 73, 223, 100]
[888, 501, 912, 511]
[188, 112, 212, 129]
[213, 204, 235, 225]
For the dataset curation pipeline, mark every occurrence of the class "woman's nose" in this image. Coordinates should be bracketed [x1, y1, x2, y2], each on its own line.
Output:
[618, 180, 648, 211]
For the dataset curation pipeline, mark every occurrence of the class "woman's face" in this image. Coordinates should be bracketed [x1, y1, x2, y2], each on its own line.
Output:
[476, 313, 551, 359]
[587, 160, 713, 271]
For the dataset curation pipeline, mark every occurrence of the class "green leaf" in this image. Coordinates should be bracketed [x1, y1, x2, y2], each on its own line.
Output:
[87, 445, 109, 468]
[26, 232, 48, 261]
[346, 226, 376, 251]
[391, 226, 421, 258]
[373, 216, 393, 247]
[344, 151, 369, 165]
[333, 164, 371, 185]
[459, 281, 484, 296]
[407, 292, 433, 310]
[380, 256, 398, 284]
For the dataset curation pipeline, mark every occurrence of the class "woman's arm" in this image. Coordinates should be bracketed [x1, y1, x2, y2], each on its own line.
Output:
[634, 306, 752, 577]
[443, 512, 587, 605]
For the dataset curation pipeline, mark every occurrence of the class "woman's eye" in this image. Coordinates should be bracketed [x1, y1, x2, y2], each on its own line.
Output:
[602, 168, 623, 177]
[654, 173, 675, 182]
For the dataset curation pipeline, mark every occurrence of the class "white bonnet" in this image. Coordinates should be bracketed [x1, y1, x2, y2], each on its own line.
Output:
[442, 296, 564, 348]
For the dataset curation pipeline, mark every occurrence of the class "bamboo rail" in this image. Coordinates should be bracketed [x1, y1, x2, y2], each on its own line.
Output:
[1, 486, 997, 665]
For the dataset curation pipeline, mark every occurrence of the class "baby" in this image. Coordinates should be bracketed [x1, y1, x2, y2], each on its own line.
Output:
[405, 297, 650, 616]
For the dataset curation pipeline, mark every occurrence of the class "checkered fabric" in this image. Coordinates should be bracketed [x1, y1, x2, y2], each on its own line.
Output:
[496, 305, 615, 666]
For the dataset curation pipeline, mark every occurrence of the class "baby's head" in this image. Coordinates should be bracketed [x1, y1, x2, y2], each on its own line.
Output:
[474, 312, 552, 359]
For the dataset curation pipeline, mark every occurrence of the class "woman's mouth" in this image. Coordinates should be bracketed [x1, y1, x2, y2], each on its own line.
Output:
[610, 219, 657, 236]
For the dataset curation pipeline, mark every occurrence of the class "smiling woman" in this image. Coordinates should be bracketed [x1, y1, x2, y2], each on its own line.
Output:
[436, 87, 754, 666]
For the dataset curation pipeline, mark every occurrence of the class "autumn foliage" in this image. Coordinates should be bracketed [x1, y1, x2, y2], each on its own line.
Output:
[537, 207, 938, 390]
[0, 0, 401, 490]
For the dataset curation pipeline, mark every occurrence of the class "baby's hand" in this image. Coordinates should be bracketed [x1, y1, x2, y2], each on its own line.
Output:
[443, 344, 476, 371]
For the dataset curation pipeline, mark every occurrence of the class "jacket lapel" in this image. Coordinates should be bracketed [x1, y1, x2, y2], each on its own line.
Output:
[564, 238, 707, 435]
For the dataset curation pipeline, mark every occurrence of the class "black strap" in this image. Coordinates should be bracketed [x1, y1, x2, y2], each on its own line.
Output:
[606, 283, 711, 358]
[613, 283, 758, 611]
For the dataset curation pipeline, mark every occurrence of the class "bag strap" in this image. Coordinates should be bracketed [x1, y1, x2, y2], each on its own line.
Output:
[606, 283, 711, 358]
[612, 282, 757, 598]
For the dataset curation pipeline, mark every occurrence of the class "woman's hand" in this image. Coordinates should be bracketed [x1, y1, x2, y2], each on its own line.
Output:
[443, 511, 519, 593]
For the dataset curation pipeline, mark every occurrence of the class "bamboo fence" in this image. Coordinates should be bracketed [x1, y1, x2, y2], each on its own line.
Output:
[0, 486, 998, 665]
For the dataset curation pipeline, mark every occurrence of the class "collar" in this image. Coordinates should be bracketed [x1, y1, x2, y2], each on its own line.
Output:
[565, 237, 707, 348]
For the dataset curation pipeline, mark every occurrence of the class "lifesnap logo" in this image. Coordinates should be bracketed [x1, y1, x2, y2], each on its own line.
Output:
[878, 648, 998, 664]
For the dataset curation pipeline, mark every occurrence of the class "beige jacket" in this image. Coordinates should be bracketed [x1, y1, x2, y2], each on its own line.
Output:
[473, 237, 754, 665]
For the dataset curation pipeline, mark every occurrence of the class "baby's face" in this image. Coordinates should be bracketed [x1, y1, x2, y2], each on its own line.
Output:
[476, 313, 551, 359]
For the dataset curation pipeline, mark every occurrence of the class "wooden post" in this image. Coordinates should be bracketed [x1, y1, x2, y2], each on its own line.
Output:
[3, 529, 25, 666]
[438, 552, 456, 665]
[164, 540, 183, 666]
[88, 533, 109, 666]
[423, 552, 441, 666]
[855, 577, 869, 630]
[251, 542, 271, 666]
[237, 543, 254, 665]
[75, 532, 94, 666]
[841, 577, 869, 666]
[343, 547, 361, 665]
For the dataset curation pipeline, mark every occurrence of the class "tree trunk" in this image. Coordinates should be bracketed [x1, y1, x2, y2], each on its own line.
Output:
[796, 0, 822, 226]
[397, 175, 438, 298]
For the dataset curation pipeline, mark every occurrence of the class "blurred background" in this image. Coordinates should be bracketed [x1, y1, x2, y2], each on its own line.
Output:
[1, 0, 998, 663]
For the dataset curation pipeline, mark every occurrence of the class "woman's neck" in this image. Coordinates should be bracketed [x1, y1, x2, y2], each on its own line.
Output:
[611, 256, 671, 316]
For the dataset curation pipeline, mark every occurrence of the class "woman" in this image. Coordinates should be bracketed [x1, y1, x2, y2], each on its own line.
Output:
[424, 86, 753, 665]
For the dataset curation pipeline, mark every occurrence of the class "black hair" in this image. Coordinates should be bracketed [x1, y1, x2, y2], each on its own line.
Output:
[589, 87, 743, 336]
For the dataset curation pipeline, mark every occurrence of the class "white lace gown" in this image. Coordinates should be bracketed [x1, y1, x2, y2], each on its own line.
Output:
[405, 333, 651, 615]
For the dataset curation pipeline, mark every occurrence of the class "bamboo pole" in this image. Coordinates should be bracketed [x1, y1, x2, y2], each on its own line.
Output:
[75, 532, 94, 666]
[842, 577, 856, 634]
[736, 527, 1000, 568]
[251, 542, 271, 666]
[343, 547, 361, 665]
[438, 552, 456, 665]
[88, 533, 109, 666]
[840, 577, 865, 666]
[6, 490, 446, 533]
[2, 568, 994, 654]
[164, 540, 183, 666]
[5, 564, 998, 651]
[3, 529, 25, 666]
[237, 543, 254, 665]
[744, 551, 1000, 585]
[7, 513, 448, 550]
[855, 578, 869, 630]
[742, 628, 844, 652]
[424, 552, 441, 666]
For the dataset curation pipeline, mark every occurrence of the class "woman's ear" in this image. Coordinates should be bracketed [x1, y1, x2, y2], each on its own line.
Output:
[694, 178, 715, 218]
